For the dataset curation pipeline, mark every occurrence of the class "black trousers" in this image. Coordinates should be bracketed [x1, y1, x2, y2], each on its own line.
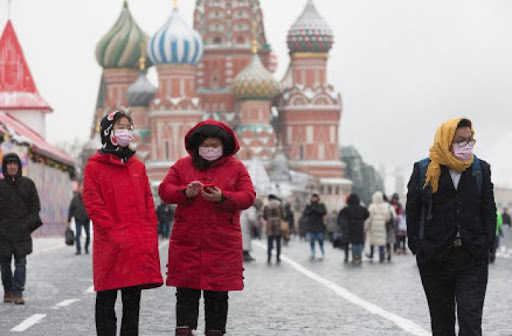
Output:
[267, 235, 282, 261]
[176, 287, 228, 332]
[417, 247, 488, 336]
[95, 286, 142, 336]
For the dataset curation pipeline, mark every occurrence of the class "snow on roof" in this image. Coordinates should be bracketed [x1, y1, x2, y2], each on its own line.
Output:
[0, 112, 75, 166]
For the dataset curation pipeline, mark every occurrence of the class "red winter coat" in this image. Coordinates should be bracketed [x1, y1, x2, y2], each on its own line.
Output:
[158, 120, 255, 291]
[83, 153, 163, 292]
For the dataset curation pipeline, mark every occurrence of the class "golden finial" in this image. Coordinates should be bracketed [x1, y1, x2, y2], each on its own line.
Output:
[173, 0, 178, 9]
[251, 22, 258, 54]
[139, 43, 146, 71]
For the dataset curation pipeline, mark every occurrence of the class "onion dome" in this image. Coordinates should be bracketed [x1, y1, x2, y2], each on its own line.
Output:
[287, 0, 334, 54]
[233, 40, 279, 101]
[147, 2, 204, 65]
[126, 58, 156, 107]
[96, 1, 151, 69]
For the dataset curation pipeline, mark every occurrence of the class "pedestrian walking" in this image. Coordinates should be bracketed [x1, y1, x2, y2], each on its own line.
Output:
[501, 207, 511, 227]
[394, 207, 408, 254]
[326, 209, 338, 243]
[240, 203, 257, 262]
[0, 153, 43, 305]
[83, 111, 163, 336]
[67, 184, 90, 255]
[158, 120, 255, 336]
[250, 198, 263, 240]
[338, 194, 369, 265]
[385, 194, 397, 262]
[283, 202, 295, 245]
[365, 191, 391, 263]
[406, 117, 496, 335]
[303, 193, 327, 259]
[156, 202, 174, 239]
[263, 194, 284, 264]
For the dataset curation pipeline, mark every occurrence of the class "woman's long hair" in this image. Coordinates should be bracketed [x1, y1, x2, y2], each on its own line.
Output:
[186, 124, 236, 171]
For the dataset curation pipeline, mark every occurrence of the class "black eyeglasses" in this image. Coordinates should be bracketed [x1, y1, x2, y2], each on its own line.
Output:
[453, 138, 476, 148]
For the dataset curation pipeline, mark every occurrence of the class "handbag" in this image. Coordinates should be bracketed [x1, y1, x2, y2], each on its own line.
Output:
[65, 227, 75, 246]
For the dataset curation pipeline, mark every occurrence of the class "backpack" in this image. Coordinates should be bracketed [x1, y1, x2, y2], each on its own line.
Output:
[418, 156, 482, 239]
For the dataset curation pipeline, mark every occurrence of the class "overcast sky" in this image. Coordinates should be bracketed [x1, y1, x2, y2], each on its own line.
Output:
[1, 0, 512, 186]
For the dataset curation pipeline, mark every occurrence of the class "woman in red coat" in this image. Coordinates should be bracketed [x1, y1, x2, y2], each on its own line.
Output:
[159, 120, 255, 336]
[83, 111, 163, 336]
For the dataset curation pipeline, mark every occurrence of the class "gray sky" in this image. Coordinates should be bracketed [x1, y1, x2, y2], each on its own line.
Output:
[1, 0, 512, 186]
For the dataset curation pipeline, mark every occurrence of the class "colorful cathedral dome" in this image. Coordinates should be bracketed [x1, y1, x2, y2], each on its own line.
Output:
[96, 1, 151, 69]
[147, 3, 204, 65]
[287, 0, 334, 54]
[233, 43, 279, 101]
[126, 60, 156, 107]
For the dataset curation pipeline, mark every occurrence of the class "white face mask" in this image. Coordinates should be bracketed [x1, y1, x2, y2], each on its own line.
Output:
[451, 143, 473, 161]
[114, 129, 134, 147]
[199, 146, 223, 161]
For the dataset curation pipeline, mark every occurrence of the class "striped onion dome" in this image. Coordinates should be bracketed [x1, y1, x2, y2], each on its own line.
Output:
[126, 68, 156, 107]
[96, 2, 151, 69]
[233, 53, 279, 101]
[147, 5, 204, 65]
[287, 0, 333, 54]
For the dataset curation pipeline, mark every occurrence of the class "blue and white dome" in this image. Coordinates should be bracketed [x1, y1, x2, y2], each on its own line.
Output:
[147, 6, 204, 65]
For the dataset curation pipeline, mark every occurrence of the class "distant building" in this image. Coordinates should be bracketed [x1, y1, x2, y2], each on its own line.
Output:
[495, 186, 512, 211]
[0, 20, 76, 235]
[91, 0, 351, 210]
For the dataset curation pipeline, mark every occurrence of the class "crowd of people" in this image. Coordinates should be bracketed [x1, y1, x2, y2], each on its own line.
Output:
[0, 114, 506, 336]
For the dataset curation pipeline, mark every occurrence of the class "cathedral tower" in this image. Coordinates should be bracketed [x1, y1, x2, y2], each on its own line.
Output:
[278, 0, 349, 207]
[145, 0, 204, 181]
[93, 0, 151, 136]
[193, 0, 274, 120]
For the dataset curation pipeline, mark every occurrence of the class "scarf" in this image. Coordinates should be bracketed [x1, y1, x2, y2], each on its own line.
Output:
[424, 118, 474, 193]
[99, 111, 135, 163]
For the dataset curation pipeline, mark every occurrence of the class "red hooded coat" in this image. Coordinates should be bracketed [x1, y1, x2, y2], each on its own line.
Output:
[83, 153, 163, 292]
[158, 120, 255, 291]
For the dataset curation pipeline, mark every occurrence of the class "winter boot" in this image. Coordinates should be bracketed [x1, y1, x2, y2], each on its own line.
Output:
[205, 330, 224, 336]
[3, 292, 13, 303]
[379, 254, 385, 263]
[175, 326, 195, 336]
[13, 295, 24, 305]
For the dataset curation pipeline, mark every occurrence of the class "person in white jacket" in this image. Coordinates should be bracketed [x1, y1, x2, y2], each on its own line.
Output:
[240, 204, 258, 262]
[365, 191, 391, 262]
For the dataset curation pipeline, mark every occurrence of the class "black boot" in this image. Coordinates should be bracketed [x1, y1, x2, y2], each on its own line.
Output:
[205, 330, 224, 336]
[175, 326, 194, 336]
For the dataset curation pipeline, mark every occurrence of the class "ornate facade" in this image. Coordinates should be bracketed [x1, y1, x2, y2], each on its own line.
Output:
[92, 0, 351, 209]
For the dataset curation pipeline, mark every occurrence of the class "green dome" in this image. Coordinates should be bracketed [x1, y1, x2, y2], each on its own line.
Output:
[96, 2, 152, 69]
[233, 54, 279, 101]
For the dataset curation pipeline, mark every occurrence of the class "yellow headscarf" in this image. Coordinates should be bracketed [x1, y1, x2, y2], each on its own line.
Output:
[424, 118, 475, 193]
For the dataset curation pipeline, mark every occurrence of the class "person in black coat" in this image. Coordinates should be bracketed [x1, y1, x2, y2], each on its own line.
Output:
[0, 153, 42, 305]
[303, 193, 327, 259]
[501, 208, 511, 227]
[406, 118, 496, 336]
[338, 194, 369, 264]
[67, 185, 90, 255]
